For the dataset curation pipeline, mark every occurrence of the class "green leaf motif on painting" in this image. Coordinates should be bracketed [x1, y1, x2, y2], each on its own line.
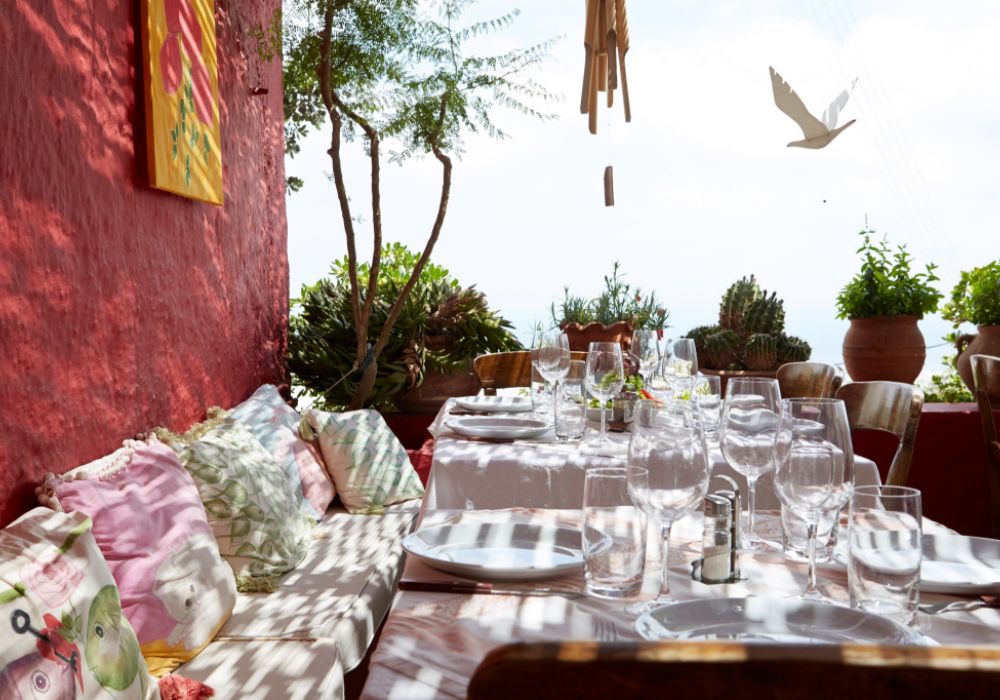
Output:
[203, 498, 232, 519]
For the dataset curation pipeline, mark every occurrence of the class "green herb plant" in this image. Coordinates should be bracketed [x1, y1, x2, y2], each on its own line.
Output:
[835, 230, 942, 320]
[550, 262, 669, 330]
[941, 260, 1000, 329]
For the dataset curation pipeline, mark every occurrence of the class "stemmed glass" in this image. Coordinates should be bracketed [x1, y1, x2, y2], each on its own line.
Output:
[584, 342, 625, 448]
[630, 330, 661, 387]
[773, 398, 854, 599]
[534, 331, 571, 420]
[661, 338, 698, 398]
[626, 400, 710, 610]
[719, 377, 782, 551]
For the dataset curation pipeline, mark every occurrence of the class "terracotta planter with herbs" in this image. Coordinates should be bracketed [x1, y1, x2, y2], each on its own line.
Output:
[842, 315, 926, 383]
[956, 325, 1000, 392]
[560, 321, 634, 353]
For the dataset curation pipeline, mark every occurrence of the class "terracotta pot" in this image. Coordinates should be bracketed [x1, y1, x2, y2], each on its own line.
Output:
[393, 362, 480, 414]
[956, 325, 1000, 393]
[699, 368, 778, 398]
[842, 316, 925, 383]
[560, 322, 634, 353]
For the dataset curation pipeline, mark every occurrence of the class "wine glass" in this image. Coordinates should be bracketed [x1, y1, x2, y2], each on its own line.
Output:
[584, 342, 625, 447]
[630, 330, 661, 387]
[534, 331, 571, 419]
[627, 400, 710, 609]
[661, 338, 698, 398]
[774, 398, 854, 599]
[719, 377, 781, 551]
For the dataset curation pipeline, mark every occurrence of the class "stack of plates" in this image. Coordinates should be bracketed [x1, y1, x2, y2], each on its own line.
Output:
[445, 416, 551, 440]
[454, 395, 532, 413]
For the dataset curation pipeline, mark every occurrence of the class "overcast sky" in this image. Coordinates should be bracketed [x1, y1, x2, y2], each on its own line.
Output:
[284, 0, 1000, 378]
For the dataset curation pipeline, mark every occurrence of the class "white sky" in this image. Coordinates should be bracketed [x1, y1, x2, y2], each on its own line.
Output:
[284, 0, 1000, 378]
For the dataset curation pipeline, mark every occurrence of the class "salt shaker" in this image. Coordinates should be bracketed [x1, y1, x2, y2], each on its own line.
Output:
[701, 494, 732, 583]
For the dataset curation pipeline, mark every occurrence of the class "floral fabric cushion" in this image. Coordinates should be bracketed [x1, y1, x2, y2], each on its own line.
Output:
[0, 508, 159, 698]
[228, 384, 335, 518]
[306, 409, 424, 514]
[168, 419, 312, 579]
[38, 437, 237, 676]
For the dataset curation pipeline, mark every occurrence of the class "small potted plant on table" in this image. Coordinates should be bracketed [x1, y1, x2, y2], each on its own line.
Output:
[836, 229, 942, 383]
[941, 259, 1000, 392]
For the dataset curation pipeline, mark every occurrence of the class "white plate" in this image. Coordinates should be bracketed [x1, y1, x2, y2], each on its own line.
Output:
[635, 598, 927, 645]
[454, 395, 533, 413]
[445, 416, 551, 439]
[921, 534, 1000, 594]
[402, 522, 583, 581]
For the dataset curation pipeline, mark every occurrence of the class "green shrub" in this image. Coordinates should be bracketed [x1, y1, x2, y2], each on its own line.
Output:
[549, 262, 669, 330]
[941, 260, 1000, 328]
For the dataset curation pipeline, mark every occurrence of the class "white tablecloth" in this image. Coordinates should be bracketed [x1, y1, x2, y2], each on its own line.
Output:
[426, 399, 882, 513]
[360, 508, 1000, 700]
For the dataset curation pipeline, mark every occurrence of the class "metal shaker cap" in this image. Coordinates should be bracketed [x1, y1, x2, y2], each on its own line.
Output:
[704, 494, 731, 518]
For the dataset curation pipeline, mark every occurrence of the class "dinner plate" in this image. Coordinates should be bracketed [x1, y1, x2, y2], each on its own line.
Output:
[635, 598, 927, 645]
[920, 534, 1000, 594]
[402, 522, 584, 581]
[454, 395, 533, 413]
[445, 416, 551, 439]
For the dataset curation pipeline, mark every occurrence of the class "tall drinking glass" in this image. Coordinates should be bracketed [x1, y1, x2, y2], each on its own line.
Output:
[720, 377, 781, 551]
[627, 400, 710, 609]
[773, 398, 854, 599]
[630, 330, 661, 387]
[662, 338, 698, 398]
[534, 331, 571, 420]
[585, 342, 625, 447]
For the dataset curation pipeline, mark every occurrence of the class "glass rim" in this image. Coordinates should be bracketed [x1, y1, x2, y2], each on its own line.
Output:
[780, 397, 844, 405]
[586, 465, 647, 478]
[852, 484, 921, 498]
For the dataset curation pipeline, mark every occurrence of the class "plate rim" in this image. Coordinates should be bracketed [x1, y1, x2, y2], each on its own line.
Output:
[402, 521, 584, 581]
[454, 395, 533, 412]
[634, 597, 927, 645]
[445, 415, 552, 439]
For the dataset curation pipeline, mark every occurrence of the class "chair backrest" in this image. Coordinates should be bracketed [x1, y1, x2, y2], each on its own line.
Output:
[474, 351, 588, 395]
[834, 381, 924, 486]
[467, 640, 1000, 700]
[971, 354, 1000, 537]
[776, 361, 842, 398]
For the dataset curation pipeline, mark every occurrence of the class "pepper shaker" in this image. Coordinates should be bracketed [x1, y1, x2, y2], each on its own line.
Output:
[701, 494, 732, 583]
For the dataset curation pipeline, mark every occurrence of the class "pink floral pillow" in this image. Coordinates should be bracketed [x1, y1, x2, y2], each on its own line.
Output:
[37, 437, 237, 676]
[0, 508, 159, 698]
[228, 384, 335, 518]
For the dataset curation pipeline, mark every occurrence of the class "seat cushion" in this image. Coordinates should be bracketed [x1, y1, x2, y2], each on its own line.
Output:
[216, 504, 418, 670]
[38, 437, 237, 676]
[176, 638, 344, 700]
[229, 384, 336, 518]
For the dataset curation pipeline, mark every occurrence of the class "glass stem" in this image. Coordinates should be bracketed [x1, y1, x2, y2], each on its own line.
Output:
[746, 476, 758, 543]
[659, 521, 673, 599]
[600, 401, 607, 444]
[805, 519, 820, 597]
[551, 379, 559, 422]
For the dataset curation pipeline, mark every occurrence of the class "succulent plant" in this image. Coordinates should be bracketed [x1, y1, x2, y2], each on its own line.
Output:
[687, 276, 811, 371]
[744, 333, 778, 370]
[701, 329, 741, 370]
[719, 276, 762, 331]
[777, 334, 812, 364]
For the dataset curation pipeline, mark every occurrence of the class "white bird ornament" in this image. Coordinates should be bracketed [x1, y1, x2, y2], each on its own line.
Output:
[769, 66, 857, 149]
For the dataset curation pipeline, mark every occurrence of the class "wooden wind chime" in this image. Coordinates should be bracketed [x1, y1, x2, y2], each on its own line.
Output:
[581, 0, 631, 206]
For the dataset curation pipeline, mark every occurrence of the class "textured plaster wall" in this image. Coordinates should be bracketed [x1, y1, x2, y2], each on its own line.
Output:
[0, 0, 288, 525]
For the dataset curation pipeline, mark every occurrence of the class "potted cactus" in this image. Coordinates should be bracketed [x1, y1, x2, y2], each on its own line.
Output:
[687, 276, 811, 392]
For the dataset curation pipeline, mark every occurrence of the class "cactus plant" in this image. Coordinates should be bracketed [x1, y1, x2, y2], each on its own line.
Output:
[745, 333, 778, 370]
[687, 276, 811, 371]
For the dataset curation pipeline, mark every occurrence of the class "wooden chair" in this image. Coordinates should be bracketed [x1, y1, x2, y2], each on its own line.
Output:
[467, 641, 1000, 700]
[474, 351, 587, 395]
[971, 354, 1000, 538]
[776, 361, 843, 398]
[835, 381, 924, 486]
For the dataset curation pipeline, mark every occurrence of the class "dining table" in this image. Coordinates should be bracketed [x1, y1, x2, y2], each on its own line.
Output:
[359, 398, 1000, 700]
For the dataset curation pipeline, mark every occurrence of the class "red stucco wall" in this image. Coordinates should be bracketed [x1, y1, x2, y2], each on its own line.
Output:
[0, 0, 288, 525]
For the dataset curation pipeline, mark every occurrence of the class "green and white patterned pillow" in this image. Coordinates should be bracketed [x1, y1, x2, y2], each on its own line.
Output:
[306, 409, 424, 514]
[167, 419, 312, 580]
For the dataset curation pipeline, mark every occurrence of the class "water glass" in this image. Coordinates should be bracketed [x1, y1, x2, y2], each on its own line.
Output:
[582, 467, 647, 599]
[554, 374, 586, 441]
[584, 342, 625, 447]
[848, 485, 922, 625]
[693, 374, 722, 435]
[661, 338, 698, 398]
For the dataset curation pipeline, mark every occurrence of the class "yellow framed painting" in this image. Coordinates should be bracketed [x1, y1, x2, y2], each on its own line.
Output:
[141, 0, 223, 204]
